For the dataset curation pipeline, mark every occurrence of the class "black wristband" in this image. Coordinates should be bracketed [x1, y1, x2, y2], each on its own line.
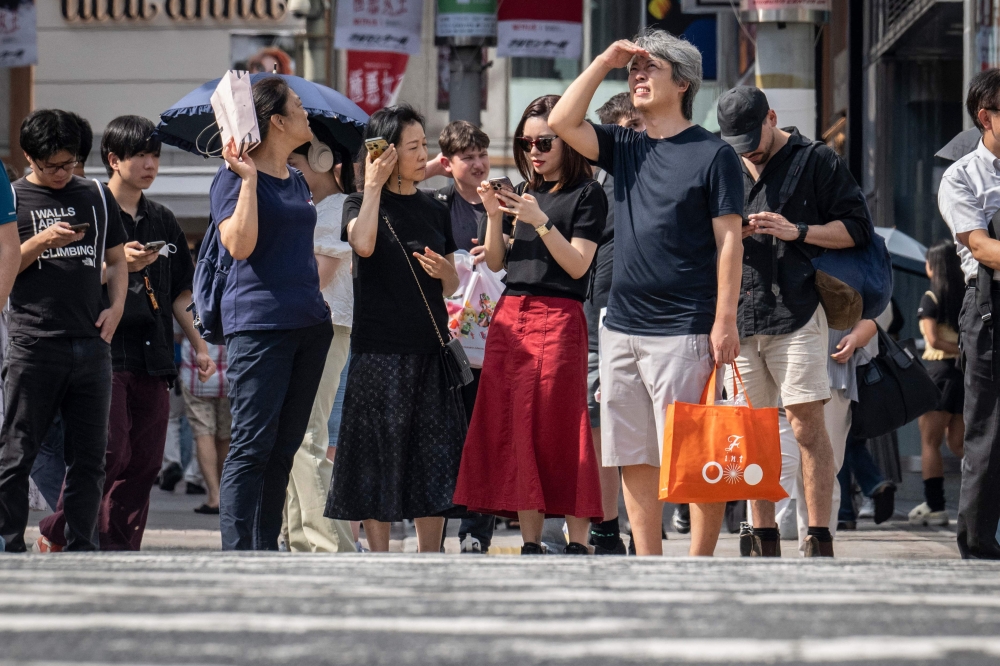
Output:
[795, 223, 809, 243]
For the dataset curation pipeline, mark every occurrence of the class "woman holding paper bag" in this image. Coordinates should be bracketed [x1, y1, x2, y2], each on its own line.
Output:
[452, 95, 608, 555]
[210, 76, 334, 551]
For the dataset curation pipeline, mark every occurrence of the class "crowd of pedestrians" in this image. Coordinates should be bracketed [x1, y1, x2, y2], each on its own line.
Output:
[0, 26, 998, 559]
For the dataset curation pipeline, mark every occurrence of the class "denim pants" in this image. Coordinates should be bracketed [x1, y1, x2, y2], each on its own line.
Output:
[220, 321, 333, 550]
[0, 336, 112, 552]
[837, 436, 887, 522]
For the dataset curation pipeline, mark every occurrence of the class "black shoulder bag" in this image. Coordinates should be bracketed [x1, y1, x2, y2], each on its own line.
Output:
[849, 325, 941, 439]
[382, 214, 474, 390]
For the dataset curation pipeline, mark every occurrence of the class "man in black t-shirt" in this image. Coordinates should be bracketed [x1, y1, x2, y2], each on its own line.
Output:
[0, 110, 128, 552]
[585, 93, 645, 555]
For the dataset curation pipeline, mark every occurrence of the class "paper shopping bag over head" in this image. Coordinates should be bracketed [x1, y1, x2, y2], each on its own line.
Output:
[659, 365, 786, 504]
[210, 70, 260, 157]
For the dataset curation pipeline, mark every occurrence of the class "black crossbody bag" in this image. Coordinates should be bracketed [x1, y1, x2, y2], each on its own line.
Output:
[382, 214, 474, 390]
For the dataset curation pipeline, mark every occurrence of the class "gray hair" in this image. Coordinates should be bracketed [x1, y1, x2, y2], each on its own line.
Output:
[631, 28, 702, 121]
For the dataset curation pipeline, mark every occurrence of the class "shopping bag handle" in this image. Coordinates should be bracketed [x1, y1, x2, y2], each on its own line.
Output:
[700, 363, 754, 409]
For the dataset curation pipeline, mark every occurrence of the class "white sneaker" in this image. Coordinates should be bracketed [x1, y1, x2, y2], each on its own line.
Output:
[858, 497, 875, 519]
[908, 502, 949, 526]
[460, 536, 484, 554]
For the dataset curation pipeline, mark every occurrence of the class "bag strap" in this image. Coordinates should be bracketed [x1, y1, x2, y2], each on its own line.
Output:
[976, 212, 998, 325]
[768, 142, 818, 288]
[700, 363, 754, 410]
[381, 214, 446, 349]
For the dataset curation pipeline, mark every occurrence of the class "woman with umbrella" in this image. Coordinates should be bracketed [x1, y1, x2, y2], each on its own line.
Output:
[210, 76, 334, 550]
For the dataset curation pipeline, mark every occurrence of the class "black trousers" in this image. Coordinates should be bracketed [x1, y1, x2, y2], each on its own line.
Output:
[0, 336, 112, 552]
[958, 286, 1000, 559]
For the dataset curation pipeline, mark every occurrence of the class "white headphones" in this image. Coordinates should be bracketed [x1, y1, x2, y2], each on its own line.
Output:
[307, 136, 335, 173]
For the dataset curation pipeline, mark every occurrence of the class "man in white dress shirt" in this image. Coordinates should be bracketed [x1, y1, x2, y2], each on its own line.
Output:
[937, 68, 1000, 559]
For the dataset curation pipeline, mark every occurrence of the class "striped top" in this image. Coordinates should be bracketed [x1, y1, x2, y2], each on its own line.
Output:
[180, 338, 228, 398]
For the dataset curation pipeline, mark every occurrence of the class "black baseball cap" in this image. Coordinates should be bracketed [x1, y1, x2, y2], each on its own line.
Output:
[717, 87, 770, 154]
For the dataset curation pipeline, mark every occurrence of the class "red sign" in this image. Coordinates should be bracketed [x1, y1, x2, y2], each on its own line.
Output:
[346, 50, 409, 115]
[496, 0, 583, 59]
[496, 0, 582, 22]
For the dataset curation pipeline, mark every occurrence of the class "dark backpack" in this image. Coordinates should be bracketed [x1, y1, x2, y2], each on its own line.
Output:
[188, 216, 233, 344]
[777, 142, 893, 329]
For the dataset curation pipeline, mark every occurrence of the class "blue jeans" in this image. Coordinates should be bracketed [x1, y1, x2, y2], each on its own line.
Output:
[838, 436, 887, 522]
[220, 322, 333, 551]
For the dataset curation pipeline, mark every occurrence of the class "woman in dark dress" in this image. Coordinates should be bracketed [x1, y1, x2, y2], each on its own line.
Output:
[453, 95, 607, 554]
[324, 105, 465, 553]
[913, 239, 966, 526]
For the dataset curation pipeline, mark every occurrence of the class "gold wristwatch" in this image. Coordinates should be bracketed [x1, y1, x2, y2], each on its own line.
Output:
[534, 220, 553, 237]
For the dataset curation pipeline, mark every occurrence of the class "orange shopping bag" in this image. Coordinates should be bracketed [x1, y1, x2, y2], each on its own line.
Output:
[659, 364, 787, 503]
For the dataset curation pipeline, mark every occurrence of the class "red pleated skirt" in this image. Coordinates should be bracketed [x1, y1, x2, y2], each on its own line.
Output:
[452, 294, 604, 521]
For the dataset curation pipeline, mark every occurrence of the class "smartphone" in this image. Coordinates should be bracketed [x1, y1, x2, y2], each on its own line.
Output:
[143, 240, 166, 253]
[67, 223, 90, 233]
[489, 177, 514, 194]
[365, 137, 389, 160]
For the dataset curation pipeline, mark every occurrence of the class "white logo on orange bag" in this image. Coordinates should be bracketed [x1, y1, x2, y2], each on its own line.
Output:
[701, 434, 764, 486]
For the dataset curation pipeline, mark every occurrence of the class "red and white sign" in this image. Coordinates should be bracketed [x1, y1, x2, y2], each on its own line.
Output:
[335, 0, 424, 55]
[496, 1, 583, 59]
[347, 50, 409, 115]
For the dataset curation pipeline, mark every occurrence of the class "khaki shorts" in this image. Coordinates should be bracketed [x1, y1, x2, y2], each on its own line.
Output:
[181, 383, 233, 440]
[599, 327, 720, 467]
[728, 305, 831, 409]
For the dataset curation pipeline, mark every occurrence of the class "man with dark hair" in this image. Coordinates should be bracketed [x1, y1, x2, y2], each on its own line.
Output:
[66, 112, 93, 177]
[937, 67, 1000, 559]
[716, 87, 870, 558]
[0, 109, 129, 552]
[585, 92, 644, 555]
[424, 120, 494, 553]
[36, 114, 216, 551]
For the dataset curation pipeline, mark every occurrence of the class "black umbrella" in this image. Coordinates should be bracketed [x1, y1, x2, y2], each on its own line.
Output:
[156, 74, 368, 158]
[935, 127, 980, 162]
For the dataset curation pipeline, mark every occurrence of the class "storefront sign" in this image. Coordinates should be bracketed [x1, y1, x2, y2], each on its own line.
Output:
[0, 0, 37, 67]
[61, 0, 289, 22]
[335, 0, 423, 55]
[436, 0, 495, 40]
[346, 50, 409, 115]
[496, 1, 582, 59]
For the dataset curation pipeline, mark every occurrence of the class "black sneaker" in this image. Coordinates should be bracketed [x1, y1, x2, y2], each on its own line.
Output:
[186, 482, 206, 495]
[872, 481, 896, 525]
[837, 520, 857, 531]
[564, 542, 590, 555]
[627, 536, 636, 555]
[672, 505, 691, 534]
[159, 462, 183, 492]
[520, 542, 546, 555]
[592, 538, 627, 555]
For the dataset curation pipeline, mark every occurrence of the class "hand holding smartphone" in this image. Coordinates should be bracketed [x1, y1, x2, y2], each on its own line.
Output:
[365, 137, 389, 160]
[488, 177, 514, 194]
[67, 223, 90, 233]
[143, 240, 166, 253]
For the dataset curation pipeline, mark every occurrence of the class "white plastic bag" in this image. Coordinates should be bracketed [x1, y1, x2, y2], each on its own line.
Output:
[446, 258, 505, 368]
[211, 70, 260, 157]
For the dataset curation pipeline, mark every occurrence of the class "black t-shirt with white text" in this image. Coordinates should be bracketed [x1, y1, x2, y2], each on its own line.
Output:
[10, 176, 127, 338]
[343, 188, 457, 354]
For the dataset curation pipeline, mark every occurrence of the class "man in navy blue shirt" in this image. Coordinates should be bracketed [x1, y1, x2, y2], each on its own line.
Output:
[550, 29, 744, 557]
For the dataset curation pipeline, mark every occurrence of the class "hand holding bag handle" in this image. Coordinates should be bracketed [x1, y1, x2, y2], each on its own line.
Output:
[381, 214, 474, 389]
[700, 364, 753, 409]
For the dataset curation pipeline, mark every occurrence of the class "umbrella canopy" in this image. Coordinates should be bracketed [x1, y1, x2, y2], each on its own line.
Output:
[935, 127, 980, 162]
[156, 74, 368, 158]
[873, 227, 927, 276]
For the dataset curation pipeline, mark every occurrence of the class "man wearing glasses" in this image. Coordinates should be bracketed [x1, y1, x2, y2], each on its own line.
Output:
[0, 109, 128, 552]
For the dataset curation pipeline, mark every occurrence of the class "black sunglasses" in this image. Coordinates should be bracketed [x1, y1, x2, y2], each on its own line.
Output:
[514, 136, 558, 153]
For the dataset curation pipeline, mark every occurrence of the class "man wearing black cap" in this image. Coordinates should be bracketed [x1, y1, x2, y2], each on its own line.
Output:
[717, 86, 871, 558]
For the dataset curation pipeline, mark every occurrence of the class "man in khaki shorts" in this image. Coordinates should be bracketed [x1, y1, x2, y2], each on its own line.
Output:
[180, 339, 231, 514]
[717, 87, 872, 557]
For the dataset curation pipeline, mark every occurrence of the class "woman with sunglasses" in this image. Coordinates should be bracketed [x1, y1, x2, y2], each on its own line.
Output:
[453, 95, 608, 554]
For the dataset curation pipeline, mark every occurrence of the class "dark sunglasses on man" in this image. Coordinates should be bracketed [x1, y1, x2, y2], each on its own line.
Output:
[514, 135, 559, 153]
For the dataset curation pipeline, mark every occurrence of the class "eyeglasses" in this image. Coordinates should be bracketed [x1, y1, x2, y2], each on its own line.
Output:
[514, 136, 558, 153]
[36, 160, 79, 175]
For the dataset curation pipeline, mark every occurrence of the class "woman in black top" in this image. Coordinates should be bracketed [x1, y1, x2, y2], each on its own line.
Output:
[453, 95, 608, 554]
[913, 239, 965, 525]
[324, 104, 465, 553]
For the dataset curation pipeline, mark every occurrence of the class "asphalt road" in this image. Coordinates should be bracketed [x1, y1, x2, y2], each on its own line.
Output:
[1, 552, 999, 665]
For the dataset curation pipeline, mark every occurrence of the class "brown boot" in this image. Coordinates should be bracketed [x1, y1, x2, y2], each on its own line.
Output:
[803, 535, 835, 557]
[739, 524, 781, 557]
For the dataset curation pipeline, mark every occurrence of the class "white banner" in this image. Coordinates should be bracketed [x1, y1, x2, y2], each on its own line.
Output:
[496, 20, 581, 59]
[0, 1, 37, 68]
[335, 0, 424, 55]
